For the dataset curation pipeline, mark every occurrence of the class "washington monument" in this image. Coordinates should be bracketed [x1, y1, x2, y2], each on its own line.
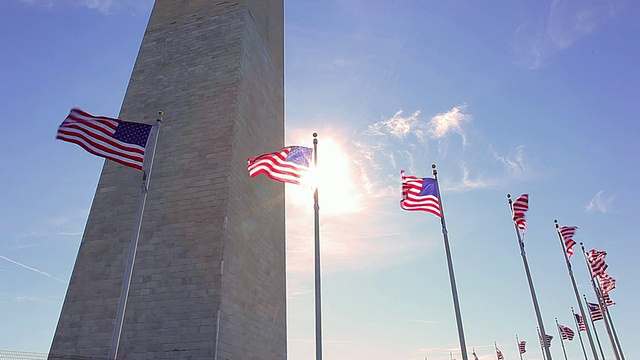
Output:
[50, 1, 287, 358]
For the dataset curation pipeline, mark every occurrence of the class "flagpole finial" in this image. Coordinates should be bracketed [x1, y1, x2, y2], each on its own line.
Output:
[157, 111, 164, 123]
[507, 193, 511, 199]
[313, 132, 318, 145]
[431, 164, 437, 176]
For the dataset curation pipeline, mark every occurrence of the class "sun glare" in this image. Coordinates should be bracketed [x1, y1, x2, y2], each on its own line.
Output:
[289, 136, 363, 216]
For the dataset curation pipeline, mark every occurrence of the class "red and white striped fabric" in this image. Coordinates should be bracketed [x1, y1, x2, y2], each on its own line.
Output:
[511, 193, 529, 233]
[57, 108, 152, 170]
[558, 225, 578, 257]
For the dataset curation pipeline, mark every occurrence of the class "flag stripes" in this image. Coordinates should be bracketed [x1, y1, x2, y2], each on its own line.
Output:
[586, 301, 604, 321]
[56, 108, 152, 170]
[558, 324, 575, 340]
[598, 273, 616, 296]
[400, 170, 441, 216]
[558, 225, 578, 257]
[511, 193, 529, 233]
[587, 249, 608, 277]
[575, 313, 587, 331]
[248, 146, 313, 185]
[519, 340, 527, 354]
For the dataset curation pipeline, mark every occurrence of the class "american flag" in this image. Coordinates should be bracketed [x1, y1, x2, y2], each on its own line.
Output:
[511, 193, 529, 233]
[496, 348, 504, 360]
[558, 324, 575, 340]
[56, 108, 153, 170]
[586, 301, 604, 321]
[400, 170, 441, 217]
[558, 225, 577, 257]
[602, 293, 616, 306]
[587, 249, 608, 277]
[540, 334, 553, 348]
[518, 340, 527, 354]
[574, 313, 587, 331]
[598, 273, 616, 296]
[247, 146, 313, 185]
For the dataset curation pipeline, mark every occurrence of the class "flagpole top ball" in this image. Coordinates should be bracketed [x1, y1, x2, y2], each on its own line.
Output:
[313, 133, 317, 138]
[158, 111, 164, 116]
[431, 164, 436, 169]
[507, 194, 511, 199]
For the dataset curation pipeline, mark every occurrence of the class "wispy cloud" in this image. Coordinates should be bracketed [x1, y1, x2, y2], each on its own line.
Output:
[20, 0, 153, 15]
[429, 105, 472, 146]
[15, 296, 38, 303]
[511, 0, 631, 69]
[365, 110, 427, 141]
[586, 189, 615, 213]
[0, 255, 66, 283]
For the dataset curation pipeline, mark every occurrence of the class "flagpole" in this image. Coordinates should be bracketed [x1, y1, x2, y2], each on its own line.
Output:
[555, 318, 569, 360]
[108, 112, 162, 360]
[516, 335, 524, 360]
[603, 302, 625, 359]
[571, 307, 589, 360]
[579, 243, 620, 360]
[312, 133, 323, 360]
[507, 194, 553, 360]
[553, 220, 599, 360]
[593, 276, 625, 360]
[537, 327, 548, 360]
[432, 164, 468, 360]
[595, 275, 625, 360]
[583, 294, 606, 360]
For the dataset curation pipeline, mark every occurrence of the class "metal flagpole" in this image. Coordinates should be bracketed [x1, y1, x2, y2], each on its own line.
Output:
[537, 327, 548, 360]
[507, 195, 553, 360]
[432, 164, 468, 360]
[594, 276, 625, 360]
[312, 133, 323, 360]
[579, 243, 620, 360]
[516, 335, 524, 360]
[555, 318, 569, 360]
[604, 305, 625, 359]
[583, 294, 606, 360]
[109, 112, 162, 360]
[553, 220, 599, 360]
[571, 307, 589, 360]
[596, 278, 625, 359]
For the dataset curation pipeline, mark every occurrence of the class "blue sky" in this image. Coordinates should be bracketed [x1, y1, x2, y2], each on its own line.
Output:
[1, 1, 639, 359]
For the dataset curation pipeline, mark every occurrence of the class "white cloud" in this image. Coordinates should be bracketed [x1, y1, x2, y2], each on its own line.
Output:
[365, 110, 426, 141]
[429, 105, 472, 146]
[586, 189, 615, 213]
[491, 144, 527, 175]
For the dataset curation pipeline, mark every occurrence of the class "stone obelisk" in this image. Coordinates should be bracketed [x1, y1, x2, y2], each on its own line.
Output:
[50, 1, 286, 359]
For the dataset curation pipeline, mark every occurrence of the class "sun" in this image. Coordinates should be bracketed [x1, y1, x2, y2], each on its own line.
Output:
[289, 135, 363, 216]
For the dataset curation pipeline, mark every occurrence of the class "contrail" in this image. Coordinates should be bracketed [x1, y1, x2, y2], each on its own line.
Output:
[0, 255, 67, 283]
